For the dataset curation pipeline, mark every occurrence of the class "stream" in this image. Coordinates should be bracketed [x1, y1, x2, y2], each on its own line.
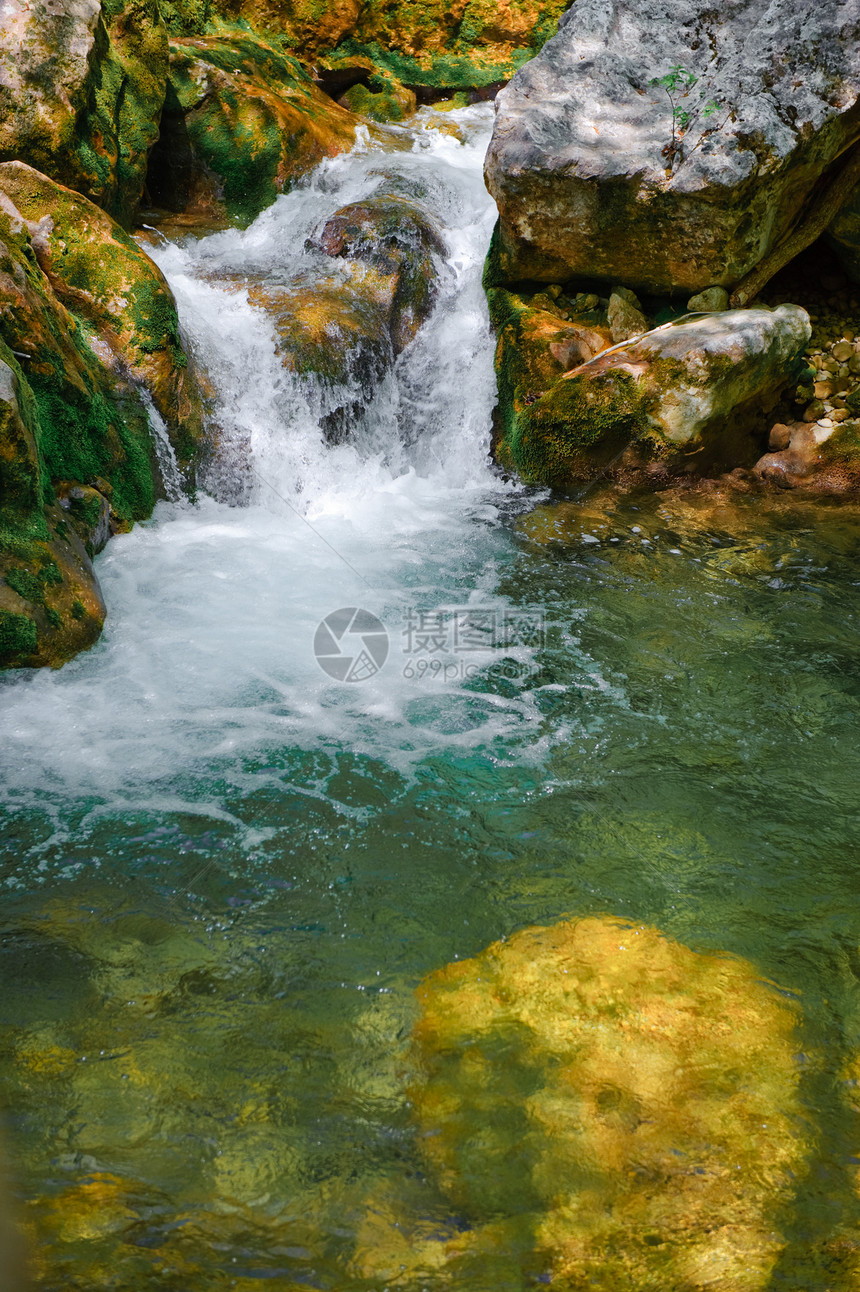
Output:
[2, 103, 860, 1289]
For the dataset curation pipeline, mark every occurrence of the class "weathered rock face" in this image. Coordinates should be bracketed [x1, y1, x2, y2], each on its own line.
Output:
[411, 916, 805, 1290]
[0, 0, 168, 228]
[146, 33, 357, 226]
[494, 298, 810, 486]
[484, 0, 860, 295]
[0, 162, 203, 477]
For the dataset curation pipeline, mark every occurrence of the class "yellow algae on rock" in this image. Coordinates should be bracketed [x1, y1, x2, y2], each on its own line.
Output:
[411, 916, 806, 1290]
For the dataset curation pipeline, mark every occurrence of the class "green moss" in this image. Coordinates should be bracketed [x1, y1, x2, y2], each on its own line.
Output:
[71, 599, 86, 620]
[821, 421, 860, 464]
[29, 369, 155, 522]
[340, 82, 406, 123]
[5, 566, 44, 604]
[0, 610, 37, 663]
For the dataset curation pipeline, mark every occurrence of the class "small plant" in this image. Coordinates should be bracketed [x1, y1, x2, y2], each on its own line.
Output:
[650, 64, 725, 170]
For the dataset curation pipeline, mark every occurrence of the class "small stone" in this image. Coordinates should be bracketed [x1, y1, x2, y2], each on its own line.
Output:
[547, 284, 563, 299]
[768, 423, 792, 451]
[833, 341, 854, 361]
[817, 416, 834, 429]
[607, 292, 648, 343]
[610, 285, 643, 309]
[804, 400, 825, 421]
[849, 356, 860, 374]
[814, 380, 835, 399]
[687, 286, 730, 313]
[831, 409, 850, 422]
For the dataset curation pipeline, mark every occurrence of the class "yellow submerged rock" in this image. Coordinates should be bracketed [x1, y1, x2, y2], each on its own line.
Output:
[411, 916, 806, 1290]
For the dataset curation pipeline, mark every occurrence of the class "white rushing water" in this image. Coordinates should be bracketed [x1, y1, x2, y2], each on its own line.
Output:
[0, 105, 560, 835]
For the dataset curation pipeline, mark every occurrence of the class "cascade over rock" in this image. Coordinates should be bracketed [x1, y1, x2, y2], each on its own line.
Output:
[250, 195, 445, 441]
[484, 0, 860, 295]
[0, 0, 168, 228]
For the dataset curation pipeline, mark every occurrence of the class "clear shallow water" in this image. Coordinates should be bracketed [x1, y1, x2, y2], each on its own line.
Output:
[2, 107, 860, 1289]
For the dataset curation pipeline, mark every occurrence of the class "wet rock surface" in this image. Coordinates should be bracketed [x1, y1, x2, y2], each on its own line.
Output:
[484, 0, 860, 295]
[0, 162, 204, 479]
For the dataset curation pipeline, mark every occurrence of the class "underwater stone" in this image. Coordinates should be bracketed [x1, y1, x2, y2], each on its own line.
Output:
[411, 915, 807, 1290]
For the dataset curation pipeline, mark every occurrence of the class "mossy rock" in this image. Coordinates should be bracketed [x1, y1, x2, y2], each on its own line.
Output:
[490, 284, 812, 487]
[0, 0, 167, 227]
[148, 32, 358, 226]
[0, 163, 204, 478]
[313, 194, 445, 351]
[338, 75, 417, 123]
[0, 191, 180, 667]
[411, 915, 807, 1290]
[183, 0, 566, 84]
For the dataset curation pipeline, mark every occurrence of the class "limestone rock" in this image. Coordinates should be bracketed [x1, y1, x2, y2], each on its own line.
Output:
[146, 33, 358, 226]
[484, 0, 860, 294]
[607, 291, 648, 343]
[688, 286, 731, 312]
[495, 305, 811, 486]
[411, 916, 806, 1290]
[0, 0, 168, 227]
[754, 418, 860, 491]
[0, 162, 204, 480]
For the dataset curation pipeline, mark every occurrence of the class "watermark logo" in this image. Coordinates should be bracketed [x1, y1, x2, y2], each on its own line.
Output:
[315, 604, 546, 683]
[314, 607, 389, 682]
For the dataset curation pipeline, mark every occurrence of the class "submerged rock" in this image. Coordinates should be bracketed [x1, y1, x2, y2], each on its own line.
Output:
[493, 303, 810, 486]
[0, 0, 167, 227]
[0, 162, 204, 479]
[411, 915, 806, 1290]
[484, 0, 860, 295]
[147, 32, 358, 226]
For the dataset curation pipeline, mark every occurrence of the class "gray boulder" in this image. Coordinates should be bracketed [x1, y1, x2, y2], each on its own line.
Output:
[496, 305, 811, 485]
[484, 0, 860, 295]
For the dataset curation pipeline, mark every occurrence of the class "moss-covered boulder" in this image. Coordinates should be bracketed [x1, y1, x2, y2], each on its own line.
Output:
[338, 71, 417, 124]
[411, 915, 806, 1290]
[0, 189, 192, 667]
[0, 0, 167, 228]
[492, 291, 811, 487]
[146, 32, 357, 226]
[0, 344, 106, 669]
[250, 195, 445, 438]
[313, 195, 445, 351]
[0, 162, 203, 477]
